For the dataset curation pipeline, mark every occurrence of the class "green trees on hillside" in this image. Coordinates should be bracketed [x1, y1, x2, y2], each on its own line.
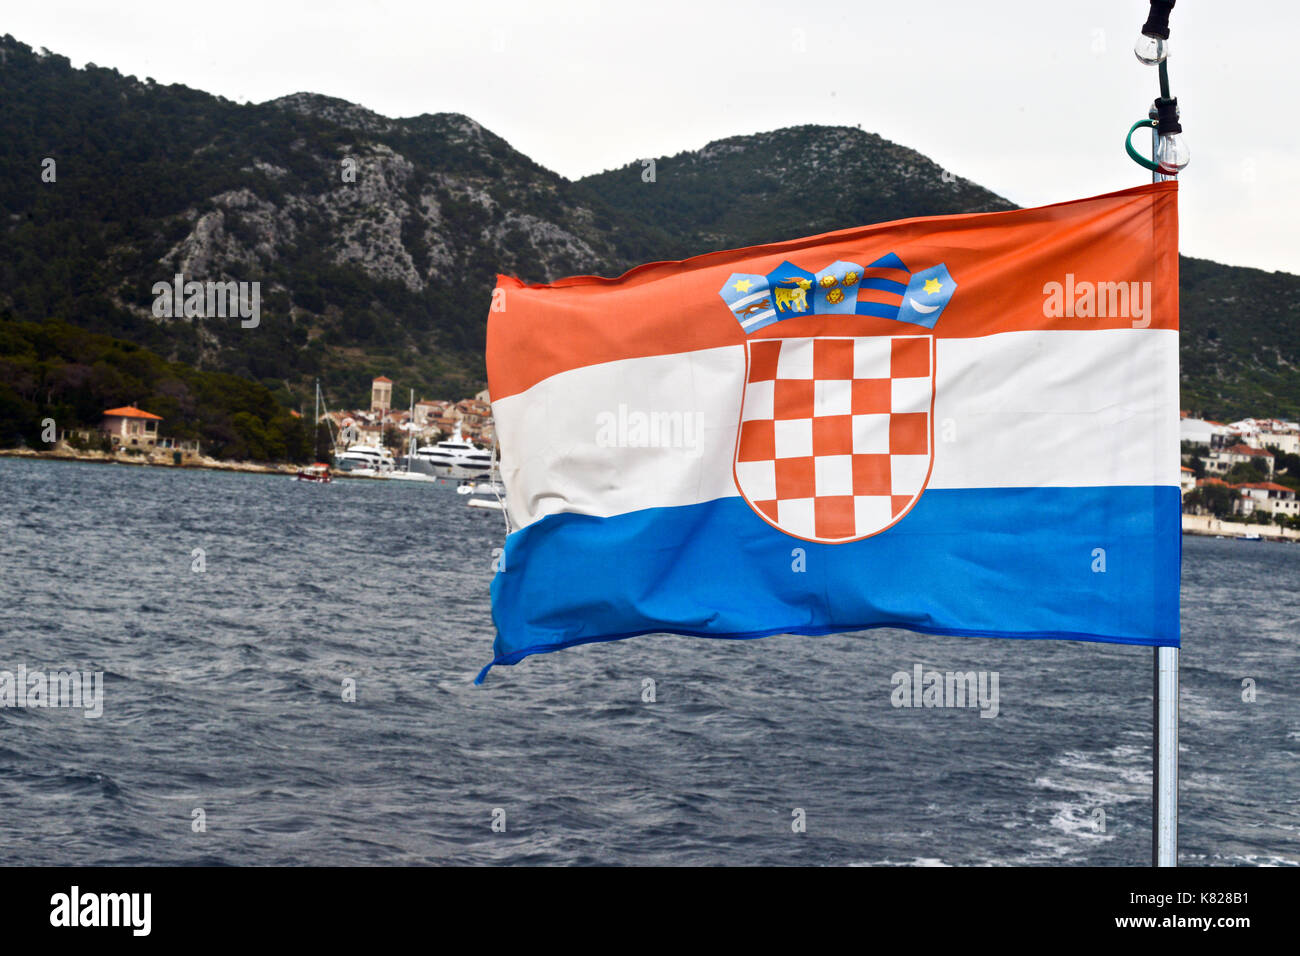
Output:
[0, 317, 310, 461]
[1179, 258, 1300, 420]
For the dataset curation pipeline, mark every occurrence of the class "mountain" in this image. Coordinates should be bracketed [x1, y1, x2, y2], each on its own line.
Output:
[1178, 257, 1300, 420]
[573, 126, 1016, 257]
[0, 35, 638, 410]
[0, 33, 1296, 454]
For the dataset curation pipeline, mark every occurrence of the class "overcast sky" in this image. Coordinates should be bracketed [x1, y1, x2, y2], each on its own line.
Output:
[7, 1, 1297, 274]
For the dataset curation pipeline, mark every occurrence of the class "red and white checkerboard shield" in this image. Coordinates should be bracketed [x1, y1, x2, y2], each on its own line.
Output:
[733, 334, 935, 543]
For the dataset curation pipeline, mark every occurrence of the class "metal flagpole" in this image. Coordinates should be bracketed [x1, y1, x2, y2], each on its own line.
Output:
[1129, 0, 1186, 867]
[1153, 647, 1179, 865]
[1151, 107, 1179, 869]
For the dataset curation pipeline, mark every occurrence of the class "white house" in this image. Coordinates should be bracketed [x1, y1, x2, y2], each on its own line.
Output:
[1236, 481, 1299, 518]
[1229, 419, 1300, 456]
[1180, 416, 1229, 448]
[1203, 443, 1275, 477]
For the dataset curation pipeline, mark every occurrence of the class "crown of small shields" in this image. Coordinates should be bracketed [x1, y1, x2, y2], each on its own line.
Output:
[719, 253, 957, 334]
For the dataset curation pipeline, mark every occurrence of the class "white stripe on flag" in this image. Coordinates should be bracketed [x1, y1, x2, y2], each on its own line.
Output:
[493, 329, 1179, 530]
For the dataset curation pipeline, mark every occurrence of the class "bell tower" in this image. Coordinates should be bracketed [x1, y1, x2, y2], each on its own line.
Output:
[371, 376, 392, 413]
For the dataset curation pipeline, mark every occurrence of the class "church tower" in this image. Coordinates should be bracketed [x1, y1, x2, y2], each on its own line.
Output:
[371, 376, 392, 413]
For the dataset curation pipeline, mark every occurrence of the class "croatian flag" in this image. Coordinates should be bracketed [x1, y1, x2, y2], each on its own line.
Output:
[477, 183, 1180, 682]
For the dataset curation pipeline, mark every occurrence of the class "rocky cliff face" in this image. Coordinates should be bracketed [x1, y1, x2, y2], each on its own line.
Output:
[155, 93, 616, 298]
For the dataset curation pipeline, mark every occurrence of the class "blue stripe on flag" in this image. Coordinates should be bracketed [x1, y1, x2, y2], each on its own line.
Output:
[858, 277, 908, 295]
[854, 301, 902, 319]
[477, 486, 1181, 681]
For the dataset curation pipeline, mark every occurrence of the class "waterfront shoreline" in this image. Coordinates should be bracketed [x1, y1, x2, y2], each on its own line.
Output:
[1181, 513, 1298, 541]
[8, 449, 1298, 521]
[0, 447, 443, 481]
[0, 446, 376, 478]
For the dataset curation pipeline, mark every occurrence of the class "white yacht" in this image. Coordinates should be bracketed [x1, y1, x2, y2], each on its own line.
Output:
[400, 425, 493, 478]
[334, 444, 396, 473]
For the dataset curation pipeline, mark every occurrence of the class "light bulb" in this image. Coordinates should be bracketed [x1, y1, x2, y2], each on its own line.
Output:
[1155, 133, 1190, 174]
[1134, 33, 1169, 65]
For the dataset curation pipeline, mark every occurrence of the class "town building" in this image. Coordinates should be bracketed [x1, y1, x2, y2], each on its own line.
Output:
[1202, 443, 1274, 477]
[1228, 418, 1300, 456]
[455, 398, 492, 434]
[100, 405, 162, 449]
[1235, 482, 1299, 518]
[328, 376, 495, 454]
[370, 376, 392, 413]
[1179, 416, 1232, 449]
[85, 406, 201, 460]
[414, 400, 450, 427]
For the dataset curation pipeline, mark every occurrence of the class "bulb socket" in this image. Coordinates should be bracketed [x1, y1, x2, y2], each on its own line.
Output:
[1141, 0, 1175, 40]
[1155, 97, 1182, 135]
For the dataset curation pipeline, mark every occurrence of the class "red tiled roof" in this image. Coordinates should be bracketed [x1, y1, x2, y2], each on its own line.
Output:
[1197, 478, 1227, 486]
[1237, 482, 1295, 493]
[372, 376, 392, 383]
[1226, 444, 1272, 457]
[102, 406, 162, 420]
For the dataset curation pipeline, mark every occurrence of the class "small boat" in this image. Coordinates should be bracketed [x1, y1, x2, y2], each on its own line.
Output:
[384, 470, 440, 483]
[296, 463, 333, 483]
[467, 497, 504, 511]
[456, 479, 505, 496]
[299, 384, 335, 484]
[1240, 533, 1262, 541]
